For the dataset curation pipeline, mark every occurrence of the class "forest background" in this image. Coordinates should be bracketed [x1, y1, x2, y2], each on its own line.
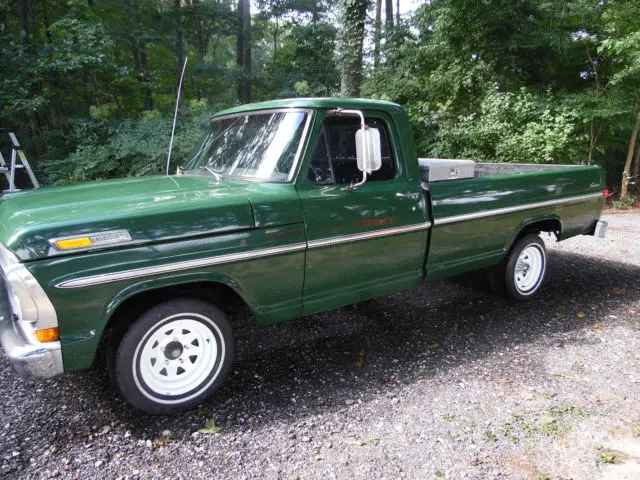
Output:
[1, 0, 639, 204]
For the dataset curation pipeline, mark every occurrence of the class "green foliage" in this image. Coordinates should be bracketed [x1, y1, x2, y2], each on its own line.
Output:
[613, 194, 637, 210]
[198, 415, 223, 434]
[1, 0, 341, 184]
[434, 88, 584, 164]
[40, 112, 211, 184]
[364, 0, 640, 193]
[599, 450, 617, 464]
[0, 0, 639, 193]
[252, 2, 340, 99]
[485, 430, 497, 441]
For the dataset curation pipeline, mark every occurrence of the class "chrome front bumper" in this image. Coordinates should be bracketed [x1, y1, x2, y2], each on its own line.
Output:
[0, 310, 63, 378]
[0, 244, 63, 378]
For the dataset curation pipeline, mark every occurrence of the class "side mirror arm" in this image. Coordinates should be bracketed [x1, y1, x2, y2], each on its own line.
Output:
[329, 108, 371, 192]
[328, 108, 380, 192]
[342, 171, 368, 192]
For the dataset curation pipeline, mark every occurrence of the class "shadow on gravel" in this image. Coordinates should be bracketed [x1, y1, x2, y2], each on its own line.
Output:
[2, 250, 640, 459]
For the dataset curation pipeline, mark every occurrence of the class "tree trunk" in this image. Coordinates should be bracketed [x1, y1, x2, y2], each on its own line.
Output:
[374, 0, 381, 71]
[273, 16, 278, 65]
[633, 135, 640, 193]
[385, 0, 393, 32]
[131, 15, 153, 112]
[15, 0, 29, 42]
[173, 0, 185, 112]
[236, 0, 251, 104]
[42, 3, 52, 44]
[340, 0, 369, 97]
[620, 106, 640, 200]
[242, 0, 251, 103]
[395, 0, 399, 23]
[131, 38, 141, 71]
[587, 119, 601, 166]
[141, 46, 153, 111]
[16, 0, 46, 156]
[236, 0, 243, 89]
[191, 0, 207, 62]
[30, 0, 37, 45]
[587, 123, 594, 166]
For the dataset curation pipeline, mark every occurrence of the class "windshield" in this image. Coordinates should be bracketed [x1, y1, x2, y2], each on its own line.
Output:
[184, 110, 309, 182]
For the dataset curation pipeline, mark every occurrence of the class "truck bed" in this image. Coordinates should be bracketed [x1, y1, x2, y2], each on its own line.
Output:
[420, 159, 605, 282]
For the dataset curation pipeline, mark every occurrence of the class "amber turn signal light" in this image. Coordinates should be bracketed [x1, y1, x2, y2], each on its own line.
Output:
[35, 327, 60, 343]
[55, 237, 93, 250]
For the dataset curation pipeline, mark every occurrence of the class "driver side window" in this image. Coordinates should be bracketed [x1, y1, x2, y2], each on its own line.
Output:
[307, 116, 396, 185]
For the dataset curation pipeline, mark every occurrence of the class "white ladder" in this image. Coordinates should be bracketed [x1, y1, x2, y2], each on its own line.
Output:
[0, 131, 39, 192]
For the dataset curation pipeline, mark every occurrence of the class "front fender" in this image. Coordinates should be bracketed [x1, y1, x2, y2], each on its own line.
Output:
[103, 271, 254, 324]
[27, 224, 306, 371]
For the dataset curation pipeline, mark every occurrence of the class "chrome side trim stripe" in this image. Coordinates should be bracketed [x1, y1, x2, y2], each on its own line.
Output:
[55, 222, 432, 288]
[307, 222, 431, 249]
[56, 242, 308, 289]
[433, 192, 603, 226]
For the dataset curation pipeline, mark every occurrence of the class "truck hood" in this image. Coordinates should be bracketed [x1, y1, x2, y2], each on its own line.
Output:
[0, 175, 255, 261]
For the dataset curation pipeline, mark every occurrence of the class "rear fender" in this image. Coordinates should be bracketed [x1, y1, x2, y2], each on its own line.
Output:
[505, 215, 562, 254]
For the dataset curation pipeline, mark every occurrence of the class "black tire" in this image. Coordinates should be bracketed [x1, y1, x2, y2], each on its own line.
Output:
[490, 234, 548, 301]
[114, 298, 234, 415]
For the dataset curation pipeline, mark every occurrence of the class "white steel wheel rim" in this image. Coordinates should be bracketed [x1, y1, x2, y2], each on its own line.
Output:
[514, 244, 545, 294]
[134, 313, 223, 402]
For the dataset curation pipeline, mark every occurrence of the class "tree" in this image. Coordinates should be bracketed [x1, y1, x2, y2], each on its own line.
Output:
[340, 0, 370, 97]
[373, 0, 382, 70]
[621, 107, 640, 199]
[251, 0, 339, 99]
[597, 0, 640, 199]
[385, 0, 392, 33]
[237, 0, 252, 103]
[173, 0, 185, 111]
[634, 135, 640, 187]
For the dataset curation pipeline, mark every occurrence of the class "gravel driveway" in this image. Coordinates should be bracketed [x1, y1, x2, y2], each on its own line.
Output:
[2, 213, 640, 480]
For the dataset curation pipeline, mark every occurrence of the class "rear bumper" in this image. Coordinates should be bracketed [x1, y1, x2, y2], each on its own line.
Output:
[586, 220, 608, 238]
[593, 220, 608, 238]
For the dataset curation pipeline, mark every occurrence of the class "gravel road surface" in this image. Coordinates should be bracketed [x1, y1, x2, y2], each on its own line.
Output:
[1, 213, 640, 480]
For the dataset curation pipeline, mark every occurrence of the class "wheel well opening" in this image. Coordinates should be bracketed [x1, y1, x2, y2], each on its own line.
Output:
[96, 282, 250, 366]
[515, 219, 562, 243]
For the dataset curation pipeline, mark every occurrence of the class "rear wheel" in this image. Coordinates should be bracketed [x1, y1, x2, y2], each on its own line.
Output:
[114, 298, 234, 415]
[489, 234, 548, 301]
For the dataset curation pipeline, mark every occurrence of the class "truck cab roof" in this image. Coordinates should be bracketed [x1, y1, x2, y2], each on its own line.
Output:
[214, 97, 404, 117]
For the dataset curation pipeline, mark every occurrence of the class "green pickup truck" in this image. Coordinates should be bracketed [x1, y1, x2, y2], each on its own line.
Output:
[0, 98, 607, 414]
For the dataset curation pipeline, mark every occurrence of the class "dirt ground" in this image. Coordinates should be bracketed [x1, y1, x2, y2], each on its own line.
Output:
[1, 213, 639, 479]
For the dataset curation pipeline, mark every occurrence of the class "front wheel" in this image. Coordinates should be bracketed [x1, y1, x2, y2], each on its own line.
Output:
[114, 298, 234, 415]
[490, 234, 548, 301]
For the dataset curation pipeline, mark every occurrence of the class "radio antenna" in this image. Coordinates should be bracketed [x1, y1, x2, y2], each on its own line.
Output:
[166, 56, 188, 175]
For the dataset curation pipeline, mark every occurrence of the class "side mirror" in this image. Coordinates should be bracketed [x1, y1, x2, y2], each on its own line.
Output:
[355, 127, 382, 173]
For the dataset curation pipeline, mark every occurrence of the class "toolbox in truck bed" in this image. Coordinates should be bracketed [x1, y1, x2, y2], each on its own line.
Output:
[418, 158, 476, 182]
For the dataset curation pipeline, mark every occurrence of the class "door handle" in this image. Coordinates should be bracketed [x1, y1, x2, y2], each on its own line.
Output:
[396, 191, 421, 200]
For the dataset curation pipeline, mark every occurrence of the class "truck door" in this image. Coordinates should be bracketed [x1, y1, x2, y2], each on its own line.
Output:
[296, 111, 429, 316]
